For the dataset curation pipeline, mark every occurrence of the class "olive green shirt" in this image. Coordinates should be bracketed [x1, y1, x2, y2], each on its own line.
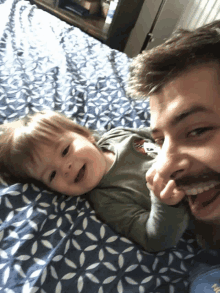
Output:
[89, 127, 189, 252]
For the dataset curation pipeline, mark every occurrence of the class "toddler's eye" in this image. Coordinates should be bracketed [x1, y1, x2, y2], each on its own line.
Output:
[62, 145, 70, 156]
[50, 171, 56, 182]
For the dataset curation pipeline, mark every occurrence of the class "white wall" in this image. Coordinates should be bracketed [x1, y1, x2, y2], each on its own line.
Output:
[176, 0, 220, 30]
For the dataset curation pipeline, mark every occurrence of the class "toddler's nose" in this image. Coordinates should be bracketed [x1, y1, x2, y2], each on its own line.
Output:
[64, 163, 71, 176]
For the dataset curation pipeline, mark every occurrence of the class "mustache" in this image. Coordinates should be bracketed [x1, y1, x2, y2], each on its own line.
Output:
[175, 169, 220, 188]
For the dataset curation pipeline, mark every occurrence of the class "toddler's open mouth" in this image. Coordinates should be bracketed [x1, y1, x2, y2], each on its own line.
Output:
[75, 164, 86, 183]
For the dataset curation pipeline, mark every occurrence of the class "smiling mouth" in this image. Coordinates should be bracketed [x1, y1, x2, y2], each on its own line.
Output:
[184, 182, 220, 216]
[75, 164, 86, 183]
[201, 191, 220, 207]
[190, 190, 220, 207]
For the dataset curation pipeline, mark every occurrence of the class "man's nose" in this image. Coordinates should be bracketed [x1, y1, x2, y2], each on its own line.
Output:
[156, 143, 190, 181]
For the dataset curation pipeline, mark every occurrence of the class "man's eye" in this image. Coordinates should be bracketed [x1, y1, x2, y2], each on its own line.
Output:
[62, 145, 70, 156]
[187, 127, 213, 138]
[50, 171, 56, 182]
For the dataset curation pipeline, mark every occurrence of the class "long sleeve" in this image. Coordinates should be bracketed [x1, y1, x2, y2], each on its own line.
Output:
[89, 127, 190, 252]
[145, 190, 189, 251]
[89, 188, 189, 252]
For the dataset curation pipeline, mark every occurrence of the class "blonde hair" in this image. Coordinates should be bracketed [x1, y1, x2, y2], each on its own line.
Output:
[0, 111, 93, 184]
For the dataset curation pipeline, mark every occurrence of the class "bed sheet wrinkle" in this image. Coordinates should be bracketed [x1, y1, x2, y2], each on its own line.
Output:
[0, 0, 213, 292]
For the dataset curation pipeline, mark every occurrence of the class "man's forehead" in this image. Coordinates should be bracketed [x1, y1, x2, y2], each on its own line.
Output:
[149, 64, 220, 127]
[149, 77, 183, 117]
[149, 92, 178, 125]
[150, 62, 220, 103]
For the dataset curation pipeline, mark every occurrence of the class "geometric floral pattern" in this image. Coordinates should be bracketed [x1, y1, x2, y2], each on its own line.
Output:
[0, 0, 209, 292]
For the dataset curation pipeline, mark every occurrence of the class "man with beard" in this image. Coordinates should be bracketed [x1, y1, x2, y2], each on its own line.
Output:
[128, 20, 220, 250]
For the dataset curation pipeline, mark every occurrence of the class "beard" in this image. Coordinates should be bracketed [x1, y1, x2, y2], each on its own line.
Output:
[175, 167, 220, 249]
[193, 218, 220, 249]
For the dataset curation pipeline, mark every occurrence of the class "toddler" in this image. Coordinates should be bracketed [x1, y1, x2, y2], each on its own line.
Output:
[0, 110, 189, 252]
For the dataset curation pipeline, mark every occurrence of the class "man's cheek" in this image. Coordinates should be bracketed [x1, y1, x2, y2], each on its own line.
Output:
[193, 147, 220, 173]
[145, 165, 157, 183]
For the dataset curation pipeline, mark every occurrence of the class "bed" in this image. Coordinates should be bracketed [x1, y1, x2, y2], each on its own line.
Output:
[0, 0, 217, 292]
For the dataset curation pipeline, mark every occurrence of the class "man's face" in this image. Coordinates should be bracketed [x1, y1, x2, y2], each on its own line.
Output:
[149, 63, 220, 223]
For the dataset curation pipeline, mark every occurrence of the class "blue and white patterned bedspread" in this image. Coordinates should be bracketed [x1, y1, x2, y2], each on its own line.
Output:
[0, 0, 214, 292]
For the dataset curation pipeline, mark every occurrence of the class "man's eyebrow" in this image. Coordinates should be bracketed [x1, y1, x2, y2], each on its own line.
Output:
[170, 105, 209, 126]
[151, 105, 210, 135]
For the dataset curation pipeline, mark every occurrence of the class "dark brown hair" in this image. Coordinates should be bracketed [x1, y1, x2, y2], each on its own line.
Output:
[128, 20, 220, 98]
[0, 111, 93, 184]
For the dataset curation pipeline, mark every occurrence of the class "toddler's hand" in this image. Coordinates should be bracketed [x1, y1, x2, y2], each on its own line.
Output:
[146, 165, 185, 206]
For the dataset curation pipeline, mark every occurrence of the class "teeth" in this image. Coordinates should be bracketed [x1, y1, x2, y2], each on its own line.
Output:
[185, 182, 219, 196]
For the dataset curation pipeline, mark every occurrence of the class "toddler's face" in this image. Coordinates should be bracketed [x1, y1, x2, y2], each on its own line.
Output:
[27, 131, 108, 196]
